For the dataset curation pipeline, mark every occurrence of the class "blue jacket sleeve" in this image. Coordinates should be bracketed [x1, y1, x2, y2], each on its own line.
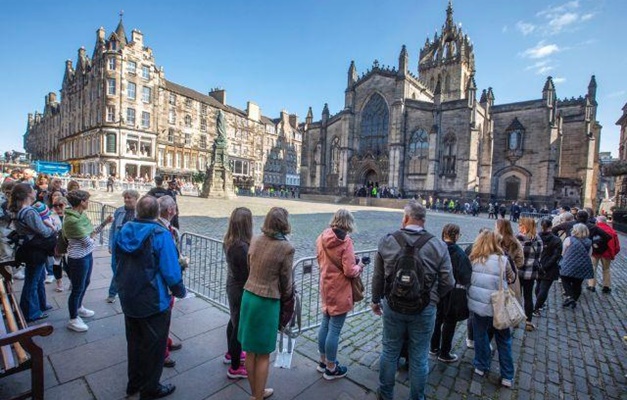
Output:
[156, 230, 186, 298]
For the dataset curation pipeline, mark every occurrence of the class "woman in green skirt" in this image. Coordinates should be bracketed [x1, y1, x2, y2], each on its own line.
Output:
[238, 207, 294, 400]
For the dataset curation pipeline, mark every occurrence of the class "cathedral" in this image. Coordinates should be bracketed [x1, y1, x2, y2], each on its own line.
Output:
[300, 2, 601, 208]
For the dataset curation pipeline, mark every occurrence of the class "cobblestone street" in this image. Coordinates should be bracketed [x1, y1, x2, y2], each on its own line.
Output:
[93, 192, 627, 399]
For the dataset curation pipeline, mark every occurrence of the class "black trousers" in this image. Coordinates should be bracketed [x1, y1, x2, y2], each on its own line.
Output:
[125, 309, 171, 395]
[561, 276, 583, 302]
[226, 285, 243, 369]
[430, 307, 457, 356]
[534, 279, 554, 311]
[521, 279, 535, 322]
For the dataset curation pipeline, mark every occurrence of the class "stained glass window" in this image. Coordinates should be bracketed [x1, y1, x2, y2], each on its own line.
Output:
[408, 129, 429, 174]
[359, 93, 389, 154]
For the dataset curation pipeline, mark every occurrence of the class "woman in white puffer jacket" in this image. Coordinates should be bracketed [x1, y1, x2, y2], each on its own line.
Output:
[467, 230, 516, 388]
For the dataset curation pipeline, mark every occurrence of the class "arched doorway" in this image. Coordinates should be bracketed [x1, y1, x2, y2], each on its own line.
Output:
[364, 169, 378, 187]
[505, 176, 520, 201]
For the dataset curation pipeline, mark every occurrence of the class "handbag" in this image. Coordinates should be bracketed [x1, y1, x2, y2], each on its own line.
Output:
[54, 231, 69, 256]
[351, 275, 365, 303]
[279, 286, 296, 330]
[491, 256, 526, 330]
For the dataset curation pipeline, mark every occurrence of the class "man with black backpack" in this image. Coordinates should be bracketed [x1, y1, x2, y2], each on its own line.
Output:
[371, 200, 454, 400]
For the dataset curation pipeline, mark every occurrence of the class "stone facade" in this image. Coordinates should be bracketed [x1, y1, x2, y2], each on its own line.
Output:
[24, 19, 302, 191]
[300, 2, 601, 208]
[614, 104, 627, 209]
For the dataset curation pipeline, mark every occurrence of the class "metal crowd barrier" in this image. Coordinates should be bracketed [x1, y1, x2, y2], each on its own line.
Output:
[84, 201, 116, 246]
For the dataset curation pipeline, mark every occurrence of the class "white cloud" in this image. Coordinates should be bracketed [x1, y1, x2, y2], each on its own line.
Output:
[549, 12, 578, 32]
[525, 60, 555, 75]
[516, 21, 536, 36]
[606, 90, 626, 99]
[553, 77, 566, 84]
[521, 41, 560, 58]
[580, 13, 595, 21]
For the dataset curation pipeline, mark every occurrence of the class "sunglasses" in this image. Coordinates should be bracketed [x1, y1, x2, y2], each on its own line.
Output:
[53, 203, 65, 208]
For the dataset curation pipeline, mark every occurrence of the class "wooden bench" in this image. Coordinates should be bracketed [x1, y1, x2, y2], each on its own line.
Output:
[0, 261, 53, 400]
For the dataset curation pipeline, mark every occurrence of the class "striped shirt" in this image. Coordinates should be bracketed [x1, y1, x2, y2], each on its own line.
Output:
[67, 223, 106, 259]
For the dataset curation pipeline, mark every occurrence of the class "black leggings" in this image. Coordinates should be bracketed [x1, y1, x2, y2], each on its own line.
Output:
[521, 279, 535, 322]
[534, 279, 553, 311]
[561, 276, 583, 302]
[53, 257, 68, 280]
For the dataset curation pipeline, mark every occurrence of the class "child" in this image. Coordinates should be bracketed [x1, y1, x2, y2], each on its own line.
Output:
[32, 201, 57, 284]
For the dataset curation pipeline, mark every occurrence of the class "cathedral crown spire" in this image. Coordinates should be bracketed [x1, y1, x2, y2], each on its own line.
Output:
[445, 0, 454, 30]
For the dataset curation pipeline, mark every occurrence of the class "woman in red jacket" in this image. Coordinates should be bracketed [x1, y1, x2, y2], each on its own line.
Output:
[316, 209, 363, 380]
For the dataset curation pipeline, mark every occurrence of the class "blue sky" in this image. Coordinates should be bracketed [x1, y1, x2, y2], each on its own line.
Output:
[1, 0, 625, 157]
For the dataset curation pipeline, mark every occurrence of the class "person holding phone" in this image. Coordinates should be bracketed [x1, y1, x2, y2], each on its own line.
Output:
[315, 209, 363, 380]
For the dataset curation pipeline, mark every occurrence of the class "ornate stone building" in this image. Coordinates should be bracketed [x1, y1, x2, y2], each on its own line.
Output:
[24, 18, 302, 191]
[300, 2, 601, 208]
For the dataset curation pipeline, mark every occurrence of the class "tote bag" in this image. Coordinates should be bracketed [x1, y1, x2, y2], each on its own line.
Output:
[491, 257, 526, 330]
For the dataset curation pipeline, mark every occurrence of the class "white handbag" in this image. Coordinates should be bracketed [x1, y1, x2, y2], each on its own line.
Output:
[491, 256, 526, 330]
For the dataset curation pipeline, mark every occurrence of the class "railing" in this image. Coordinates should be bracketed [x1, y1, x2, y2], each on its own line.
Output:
[178, 232, 229, 312]
[84, 201, 116, 246]
[55, 177, 199, 196]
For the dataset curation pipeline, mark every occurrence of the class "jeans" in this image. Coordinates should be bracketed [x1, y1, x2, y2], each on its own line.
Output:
[108, 259, 117, 298]
[472, 314, 514, 380]
[561, 276, 583, 301]
[430, 304, 457, 356]
[534, 280, 554, 311]
[67, 254, 93, 319]
[520, 279, 535, 322]
[589, 257, 611, 288]
[19, 262, 48, 321]
[317, 312, 347, 364]
[379, 301, 436, 400]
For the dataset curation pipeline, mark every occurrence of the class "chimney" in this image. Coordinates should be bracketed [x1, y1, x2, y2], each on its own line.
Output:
[289, 113, 298, 128]
[209, 88, 227, 105]
[131, 29, 143, 46]
[247, 101, 260, 122]
[49, 92, 57, 103]
[97, 27, 105, 41]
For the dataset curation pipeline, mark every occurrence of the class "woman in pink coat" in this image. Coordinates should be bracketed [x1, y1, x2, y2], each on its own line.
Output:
[315, 209, 363, 380]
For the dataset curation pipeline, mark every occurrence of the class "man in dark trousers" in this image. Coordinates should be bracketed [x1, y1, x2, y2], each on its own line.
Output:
[114, 195, 186, 399]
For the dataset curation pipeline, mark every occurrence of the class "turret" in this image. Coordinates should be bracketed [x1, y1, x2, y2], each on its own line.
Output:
[587, 75, 597, 105]
[542, 76, 555, 107]
[114, 17, 127, 48]
[398, 45, 408, 76]
[347, 60, 357, 87]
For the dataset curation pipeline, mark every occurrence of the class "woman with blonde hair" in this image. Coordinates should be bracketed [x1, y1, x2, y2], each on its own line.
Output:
[560, 223, 593, 309]
[516, 217, 543, 331]
[239, 207, 294, 400]
[467, 230, 516, 388]
[316, 209, 363, 379]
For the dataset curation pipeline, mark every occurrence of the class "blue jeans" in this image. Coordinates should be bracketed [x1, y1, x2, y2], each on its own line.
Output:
[67, 254, 93, 319]
[108, 259, 117, 298]
[19, 262, 48, 321]
[379, 301, 436, 400]
[317, 312, 347, 364]
[472, 314, 514, 380]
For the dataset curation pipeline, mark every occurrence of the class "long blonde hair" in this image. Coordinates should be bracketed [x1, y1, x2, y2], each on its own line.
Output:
[518, 217, 537, 239]
[469, 231, 504, 264]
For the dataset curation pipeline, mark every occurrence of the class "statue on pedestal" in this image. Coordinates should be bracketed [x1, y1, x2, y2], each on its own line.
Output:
[200, 110, 235, 198]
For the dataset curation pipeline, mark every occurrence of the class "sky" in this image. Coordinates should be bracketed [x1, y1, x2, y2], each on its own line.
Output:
[1, 0, 625, 157]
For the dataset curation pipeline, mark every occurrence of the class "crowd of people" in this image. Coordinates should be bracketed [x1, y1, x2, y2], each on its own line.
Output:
[1, 165, 622, 399]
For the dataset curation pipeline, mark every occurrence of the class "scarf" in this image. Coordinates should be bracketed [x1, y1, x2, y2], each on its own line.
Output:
[63, 209, 94, 239]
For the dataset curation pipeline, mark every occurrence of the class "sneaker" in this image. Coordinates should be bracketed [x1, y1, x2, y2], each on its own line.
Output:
[223, 351, 246, 364]
[532, 310, 541, 318]
[474, 368, 485, 377]
[227, 366, 248, 379]
[562, 298, 574, 307]
[44, 275, 55, 284]
[602, 286, 611, 294]
[466, 339, 474, 349]
[13, 268, 25, 280]
[78, 306, 95, 318]
[501, 378, 513, 388]
[429, 348, 439, 356]
[525, 322, 536, 332]
[67, 318, 88, 332]
[163, 357, 176, 368]
[586, 286, 596, 292]
[316, 361, 326, 373]
[323, 362, 348, 380]
[105, 296, 116, 303]
[437, 353, 459, 363]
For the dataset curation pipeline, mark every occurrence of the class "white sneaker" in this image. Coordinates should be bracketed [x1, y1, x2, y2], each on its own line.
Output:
[78, 306, 95, 318]
[466, 339, 474, 349]
[67, 318, 89, 332]
[44, 275, 55, 284]
[13, 268, 25, 280]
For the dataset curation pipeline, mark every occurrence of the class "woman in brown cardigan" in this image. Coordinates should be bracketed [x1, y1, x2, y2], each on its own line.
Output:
[238, 207, 294, 400]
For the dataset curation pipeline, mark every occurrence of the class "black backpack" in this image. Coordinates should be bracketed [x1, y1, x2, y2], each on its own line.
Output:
[386, 231, 435, 314]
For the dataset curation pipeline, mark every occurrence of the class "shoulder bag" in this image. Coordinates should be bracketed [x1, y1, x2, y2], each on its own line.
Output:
[491, 256, 526, 330]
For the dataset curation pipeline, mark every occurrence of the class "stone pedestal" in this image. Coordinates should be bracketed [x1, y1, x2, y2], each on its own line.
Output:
[201, 164, 235, 199]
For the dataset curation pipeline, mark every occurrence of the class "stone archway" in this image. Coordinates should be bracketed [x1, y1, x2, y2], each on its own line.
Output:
[364, 169, 378, 186]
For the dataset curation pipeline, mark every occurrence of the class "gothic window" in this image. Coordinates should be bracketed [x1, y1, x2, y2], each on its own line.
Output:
[441, 132, 457, 176]
[408, 129, 429, 175]
[509, 130, 521, 150]
[330, 137, 340, 173]
[359, 93, 389, 155]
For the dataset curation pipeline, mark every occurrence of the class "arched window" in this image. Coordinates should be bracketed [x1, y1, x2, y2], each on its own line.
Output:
[408, 129, 429, 174]
[330, 137, 340, 173]
[359, 93, 389, 155]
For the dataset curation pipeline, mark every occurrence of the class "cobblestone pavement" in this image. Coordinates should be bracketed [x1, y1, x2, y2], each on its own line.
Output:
[91, 191, 627, 399]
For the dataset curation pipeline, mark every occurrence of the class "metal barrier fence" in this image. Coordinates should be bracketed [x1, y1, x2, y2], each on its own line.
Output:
[56, 177, 199, 196]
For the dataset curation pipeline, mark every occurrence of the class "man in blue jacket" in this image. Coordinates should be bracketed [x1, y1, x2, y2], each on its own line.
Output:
[114, 195, 186, 400]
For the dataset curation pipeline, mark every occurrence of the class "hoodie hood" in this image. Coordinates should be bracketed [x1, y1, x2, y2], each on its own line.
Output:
[117, 220, 165, 254]
[320, 227, 348, 251]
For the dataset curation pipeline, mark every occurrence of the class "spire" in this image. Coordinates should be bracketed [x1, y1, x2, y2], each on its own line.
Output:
[398, 45, 408, 75]
[486, 87, 495, 105]
[542, 76, 555, 92]
[479, 89, 487, 103]
[466, 73, 476, 91]
[347, 60, 357, 87]
[114, 11, 127, 47]
[588, 75, 597, 102]
[542, 76, 555, 106]
[322, 103, 330, 117]
[306, 107, 313, 125]
[445, 0, 454, 29]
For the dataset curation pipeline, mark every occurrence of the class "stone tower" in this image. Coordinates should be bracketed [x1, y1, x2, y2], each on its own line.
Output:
[418, 0, 475, 101]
